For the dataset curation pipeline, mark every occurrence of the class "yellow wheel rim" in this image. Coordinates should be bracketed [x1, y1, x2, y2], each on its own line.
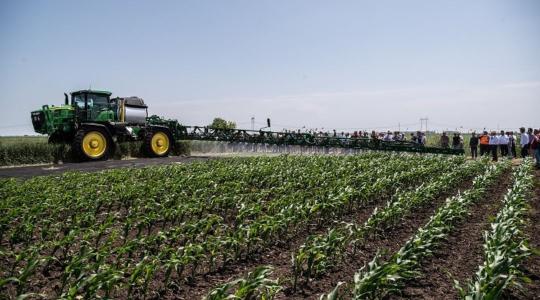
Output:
[82, 131, 107, 159]
[151, 132, 170, 155]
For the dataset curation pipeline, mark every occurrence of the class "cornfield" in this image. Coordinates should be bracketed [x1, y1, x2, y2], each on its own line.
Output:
[1, 153, 538, 299]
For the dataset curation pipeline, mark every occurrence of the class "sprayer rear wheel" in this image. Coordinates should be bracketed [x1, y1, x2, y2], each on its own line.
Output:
[143, 129, 172, 157]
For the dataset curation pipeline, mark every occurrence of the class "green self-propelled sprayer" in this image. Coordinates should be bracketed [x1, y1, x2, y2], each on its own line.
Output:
[30, 90, 181, 161]
[31, 89, 464, 161]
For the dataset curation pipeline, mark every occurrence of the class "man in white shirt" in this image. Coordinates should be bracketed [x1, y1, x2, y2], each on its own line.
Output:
[420, 132, 427, 146]
[489, 131, 499, 161]
[383, 131, 393, 141]
[498, 130, 508, 157]
[520, 127, 529, 157]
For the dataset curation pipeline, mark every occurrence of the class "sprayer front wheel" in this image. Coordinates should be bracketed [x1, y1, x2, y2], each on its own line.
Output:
[73, 128, 112, 161]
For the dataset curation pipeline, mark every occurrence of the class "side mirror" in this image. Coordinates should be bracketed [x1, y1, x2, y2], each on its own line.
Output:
[267, 118, 271, 128]
[64, 93, 69, 105]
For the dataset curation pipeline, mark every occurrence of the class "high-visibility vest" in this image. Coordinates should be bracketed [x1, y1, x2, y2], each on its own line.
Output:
[479, 135, 490, 145]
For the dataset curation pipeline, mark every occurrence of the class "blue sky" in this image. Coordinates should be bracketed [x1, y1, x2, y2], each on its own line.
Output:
[1, 0, 539, 135]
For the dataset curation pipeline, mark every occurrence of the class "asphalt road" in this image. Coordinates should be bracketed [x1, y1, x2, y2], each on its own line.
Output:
[0, 156, 213, 179]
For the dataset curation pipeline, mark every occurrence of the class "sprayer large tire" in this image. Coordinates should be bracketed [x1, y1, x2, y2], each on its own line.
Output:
[72, 128, 112, 161]
[143, 129, 172, 157]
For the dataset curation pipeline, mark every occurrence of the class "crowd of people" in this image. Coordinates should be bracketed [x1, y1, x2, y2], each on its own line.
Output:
[291, 129, 429, 145]
[280, 127, 540, 168]
[468, 127, 540, 167]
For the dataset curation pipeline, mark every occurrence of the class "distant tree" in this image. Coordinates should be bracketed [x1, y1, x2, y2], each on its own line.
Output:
[209, 117, 236, 129]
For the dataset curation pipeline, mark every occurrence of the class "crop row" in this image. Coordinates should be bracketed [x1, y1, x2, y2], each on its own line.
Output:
[1, 153, 383, 249]
[203, 158, 483, 298]
[289, 158, 487, 289]
[456, 158, 534, 299]
[0, 153, 459, 299]
[319, 159, 509, 299]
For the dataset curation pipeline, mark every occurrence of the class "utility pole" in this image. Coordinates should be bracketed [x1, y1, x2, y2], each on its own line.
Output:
[398, 122, 401, 132]
[251, 117, 255, 131]
[420, 117, 429, 133]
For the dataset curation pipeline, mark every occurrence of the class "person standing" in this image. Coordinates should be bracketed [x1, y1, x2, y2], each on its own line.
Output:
[507, 131, 516, 158]
[452, 133, 462, 149]
[479, 131, 490, 156]
[528, 128, 535, 157]
[489, 131, 499, 162]
[519, 127, 529, 157]
[440, 132, 450, 148]
[535, 129, 540, 168]
[410, 132, 417, 143]
[532, 129, 540, 168]
[470, 132, 479, 159]
[498, 130, 508, 157]
[418, 132, 426, 146]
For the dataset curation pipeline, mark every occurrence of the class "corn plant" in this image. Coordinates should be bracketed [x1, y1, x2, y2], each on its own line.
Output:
[455, 159, 534, 300]
[291, 158, 481, 289]
[0, 154, 464, 298]
[348, 160, 509, 299]
[319, 281, 345, 300]
[205, 266, 281, 300]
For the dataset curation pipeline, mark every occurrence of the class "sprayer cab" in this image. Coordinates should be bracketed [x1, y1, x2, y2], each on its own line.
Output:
[70, 90, 114, 122]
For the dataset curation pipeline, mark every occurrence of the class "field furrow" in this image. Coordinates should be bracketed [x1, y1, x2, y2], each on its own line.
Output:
[318, 161, 509, 299]
[0, 154, 462, 299]
[455, 159, 536, 299]
[388, 165, 512, 299]
[3, 153, 537, 300]
[202, 160, 488, 299]
[150, 155, 457, 299]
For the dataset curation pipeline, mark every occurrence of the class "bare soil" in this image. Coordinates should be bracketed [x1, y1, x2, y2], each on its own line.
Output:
[152, 166, 460, 299]
[168, 202, 384, 300]
[176, 171, 477, 300]
[277, 176, 480, 300]
[175, 172, 478, 300]
[389, 170, 511, 299]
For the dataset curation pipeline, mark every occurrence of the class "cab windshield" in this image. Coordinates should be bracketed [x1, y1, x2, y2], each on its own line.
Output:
[72, 93, 109, 109]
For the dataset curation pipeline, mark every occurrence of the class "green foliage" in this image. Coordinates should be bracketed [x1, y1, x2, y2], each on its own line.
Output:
[209, 117, 236, 130]
[291, 156, 474, 289]
[0, 139, 191, 166]
[0, 142, 70, 165]
[455, 159, 534, 299]
[205, 266, 281, 300]
[0, 153, 460, 298]
[349, 160, 509, 299]
[0, 136, 47, 145]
